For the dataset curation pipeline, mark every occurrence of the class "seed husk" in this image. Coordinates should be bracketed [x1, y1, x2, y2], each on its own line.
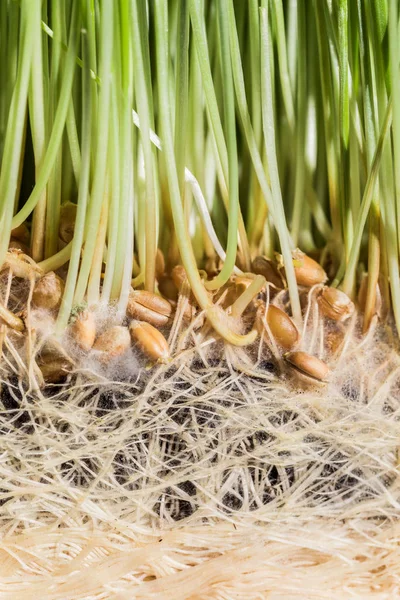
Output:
[171, 265, 187, 290]
[285, 351, 329, 383]
[289, 249, 328, 287]
[266, 305, 300, 350]
[221, 281, 241, 308]
[93, 325, 131, 362]
[158, 275, 179, 301]
[171, 264, 188, 290]
[37, 339, 74, 383]
[171, 265, 199, 305]
[41, 337, 74, 363]
[182, 301, 198, 323]
[69, 310, 96, 351]
[255, 302, 299, 350]
[32, 272, 64, 310]
[129, 320, 170, 362]
[11, 223, 30, 245]
[8, 238, 30, 255]
[39, 357, 72, 383]
[234, 275, 256, 289]
[252, 255, 284, 289]
[222, 276, 255, 309]
[318, 286, 355, 321]
[127, 289, 172, 327]
[204, 256, 222, 277]
[59, 202, 77, 243]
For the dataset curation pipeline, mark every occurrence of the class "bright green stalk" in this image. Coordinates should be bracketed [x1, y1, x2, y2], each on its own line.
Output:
[88, 186, 109, 306]
[0, 2, 7, 161]
[154, 0, 207, 293]
[314, 1, 341, 248]
[389, 0, 400, 251]
[118, 179, 135, 314]
[29, 3, 47, 262]
[112, 0, 134, 311]
[0, 2, 17, 163]
[379, 109, 400, 332]
[338, 0, 353, 263]
[373, 0, 388, 40]
[56, 24, 92, 332]
[246, 0, 263, 243]
[44, 0, 64, 259]
[101, 86, 120, 305]
[61, 86, 78, 204]
[380, 113, 400, 333]
[339, 0, 350, 149]
[341, 100, 392, 296]
[306, 184, 332, 241]
[349, 119, 360, 227]
[204, 1, 239, 291]
[382, 201, 400, 332]
[272, 0, 295, 131]
[174, 0, 190, 197]
[290, 0, 306, 245]
[87, 0, 99, 175]
[371, 0, 390, 320]
[189, 0, 251, 271]
[287, 0, 298, 94]
[260, 6, 301, 326]
[302, 9, 323, 248]
[357, 0, 378, 174]
[227, 0, 277, 226]
[136, 170, 146, 279]
[132, 0, 157, 293]
[321, 2, 364, 155]
[0, 0, 37, 267]
[74, 0, 113, 305]
[347, 1, 361, 229]
[65, 102, 82, 186]
[227, 0, 293, 263]
[12, 3, 81, 229]
[139, 0, 161, 251]
[154, 0, 256, 346]
[177, 2, 198, 254]
[106, 9, 125, 300]
[188, 31, 205, 189]
[4, 1, 19, 158]
[359, 0, 383, 329]
[39, 242, 72, 273]
[383, 0, 400, 334]
[189, 25, 213, 260]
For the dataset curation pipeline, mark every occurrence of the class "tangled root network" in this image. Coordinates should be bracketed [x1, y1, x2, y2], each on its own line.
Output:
[0, 306, 399, 598]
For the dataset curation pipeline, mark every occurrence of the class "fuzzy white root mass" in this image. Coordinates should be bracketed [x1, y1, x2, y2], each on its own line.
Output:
[0, 296, 399, 598]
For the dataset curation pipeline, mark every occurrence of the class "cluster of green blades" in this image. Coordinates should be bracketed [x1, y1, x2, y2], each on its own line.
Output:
[0, 0, 399, 339]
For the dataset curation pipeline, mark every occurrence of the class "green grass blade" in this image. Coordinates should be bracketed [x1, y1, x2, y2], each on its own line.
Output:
[11, 3, 81, 229]
[260, 5, 301, 325]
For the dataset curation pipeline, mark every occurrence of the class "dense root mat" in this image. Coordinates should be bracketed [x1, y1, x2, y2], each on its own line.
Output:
[0, 520, 398, 599]
[0, 318, 399, 597]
